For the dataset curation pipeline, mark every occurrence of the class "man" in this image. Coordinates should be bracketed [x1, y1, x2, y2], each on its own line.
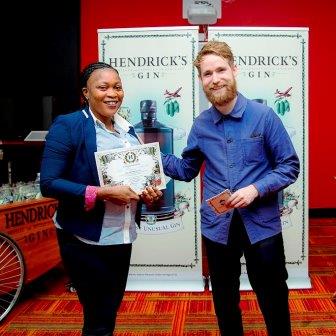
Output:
[162, 41, 299, 336]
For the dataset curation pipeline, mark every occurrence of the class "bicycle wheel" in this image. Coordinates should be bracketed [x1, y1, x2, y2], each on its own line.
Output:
[0, 233, 25, 322]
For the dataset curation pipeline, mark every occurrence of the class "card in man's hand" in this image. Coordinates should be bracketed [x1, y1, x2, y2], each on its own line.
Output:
[206, 189, 232, 214]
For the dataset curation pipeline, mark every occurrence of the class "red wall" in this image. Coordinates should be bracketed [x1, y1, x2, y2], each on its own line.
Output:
[81, 0, 336, 209]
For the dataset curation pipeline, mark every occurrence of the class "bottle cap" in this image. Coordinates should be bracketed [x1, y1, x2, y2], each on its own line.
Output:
[140, 100, 156, 113]
[252, 98, 267, 105]
[140, 100, 157, 121]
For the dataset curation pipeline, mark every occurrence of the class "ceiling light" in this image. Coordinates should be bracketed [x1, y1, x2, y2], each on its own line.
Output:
[183, 0, 221, 25]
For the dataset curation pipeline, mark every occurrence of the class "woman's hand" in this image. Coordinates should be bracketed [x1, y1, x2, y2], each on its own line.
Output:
[140, 186, 163, 205]
[96, 185, 140, 205]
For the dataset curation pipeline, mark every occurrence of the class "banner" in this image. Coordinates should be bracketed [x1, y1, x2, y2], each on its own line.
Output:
[98, 27, 203, 291]
[208, 27, 310, 289]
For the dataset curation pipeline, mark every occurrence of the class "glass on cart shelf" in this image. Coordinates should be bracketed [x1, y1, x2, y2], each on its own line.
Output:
[0, 178, 42, 205]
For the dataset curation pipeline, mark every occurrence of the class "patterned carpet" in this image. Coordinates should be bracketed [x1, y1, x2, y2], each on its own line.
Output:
[0, 218, 335, 336]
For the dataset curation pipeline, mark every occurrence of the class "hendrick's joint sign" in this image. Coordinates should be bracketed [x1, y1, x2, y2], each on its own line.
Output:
[0, 198, 60, 283]
[0, 198, 58, 246]
[4, 201, 56, 229]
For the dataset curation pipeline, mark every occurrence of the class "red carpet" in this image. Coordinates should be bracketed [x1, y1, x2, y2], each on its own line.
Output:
[0, 218, 335, 335]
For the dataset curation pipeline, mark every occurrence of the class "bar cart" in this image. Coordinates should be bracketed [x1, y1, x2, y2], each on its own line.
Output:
[0, 140, 60, 322]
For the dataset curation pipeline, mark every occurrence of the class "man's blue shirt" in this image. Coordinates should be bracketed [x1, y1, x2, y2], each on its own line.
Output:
[163, 93, 300, 245]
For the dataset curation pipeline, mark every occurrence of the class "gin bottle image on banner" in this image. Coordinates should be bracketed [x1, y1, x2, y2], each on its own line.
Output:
[134, 100, 175, 222]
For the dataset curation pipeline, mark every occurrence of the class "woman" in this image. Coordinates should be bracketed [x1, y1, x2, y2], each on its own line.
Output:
[40, 62, 162, 336]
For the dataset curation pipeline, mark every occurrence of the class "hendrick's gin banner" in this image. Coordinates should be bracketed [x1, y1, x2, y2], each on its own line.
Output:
[97, 26, 309, 291]
[98, 27, 203, 291]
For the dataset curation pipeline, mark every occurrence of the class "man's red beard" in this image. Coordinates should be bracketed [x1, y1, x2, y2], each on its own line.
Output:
[204, 79, 237, 106]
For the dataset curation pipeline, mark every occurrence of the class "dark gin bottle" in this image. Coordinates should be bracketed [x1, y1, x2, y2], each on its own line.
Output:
[134, 100, 175, 221]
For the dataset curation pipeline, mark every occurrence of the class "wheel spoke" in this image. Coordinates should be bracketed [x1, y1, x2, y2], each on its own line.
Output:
[0, 234, 25, 322]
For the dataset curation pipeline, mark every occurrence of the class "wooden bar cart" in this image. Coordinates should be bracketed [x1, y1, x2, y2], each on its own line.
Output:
[0, 197, 60, 321]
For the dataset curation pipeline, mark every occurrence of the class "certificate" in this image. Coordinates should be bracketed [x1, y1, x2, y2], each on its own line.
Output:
[94, 142, 166, 194]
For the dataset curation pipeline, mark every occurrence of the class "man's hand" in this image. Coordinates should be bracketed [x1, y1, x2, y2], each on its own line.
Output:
[140, 186, 163, 205]
[226, 185, 259, 208]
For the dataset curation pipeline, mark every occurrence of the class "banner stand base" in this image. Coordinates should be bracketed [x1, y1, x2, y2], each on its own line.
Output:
[286, 276, 312, 289]
[209, 275, 312, 291]
[126, 279, 205, 292]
